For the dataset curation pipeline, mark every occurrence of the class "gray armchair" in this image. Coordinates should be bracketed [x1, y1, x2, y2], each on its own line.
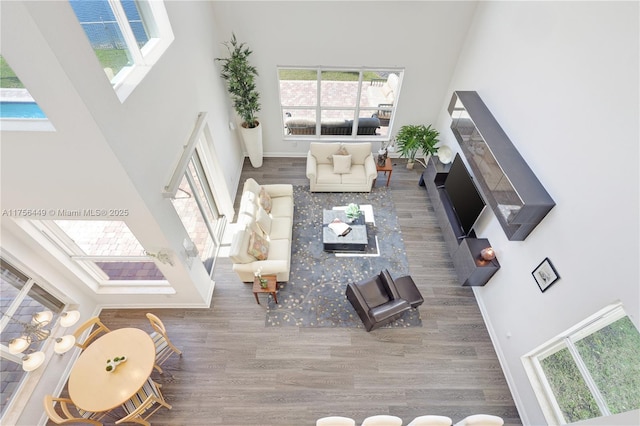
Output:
[346, 269, 420, 331]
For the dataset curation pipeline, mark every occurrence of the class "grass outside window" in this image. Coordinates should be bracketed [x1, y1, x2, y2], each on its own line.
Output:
[0, 56, 24, 88]
[279, 69, 383, 81]
[530, 306, 640, 424]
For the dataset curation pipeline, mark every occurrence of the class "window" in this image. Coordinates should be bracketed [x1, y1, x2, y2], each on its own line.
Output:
[164, 112, 228, 277]
[69, 0, 174, 102]
[39, 220, 167, 284]
[0, 55, 54, 131]
[278, 67, 403, 140]
[170, 150, 225, 276]
[0, 258, 65, 418]
[523, 303, 640, 424]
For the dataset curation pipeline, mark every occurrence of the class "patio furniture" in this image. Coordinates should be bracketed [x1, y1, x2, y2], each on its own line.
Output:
[285, 117, 380, 135]
[367, 73, 398, 110]
[345, 270, 412, 331]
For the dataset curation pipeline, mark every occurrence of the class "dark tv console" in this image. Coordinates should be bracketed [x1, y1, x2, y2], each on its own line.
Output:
[419, 156, 500, 287]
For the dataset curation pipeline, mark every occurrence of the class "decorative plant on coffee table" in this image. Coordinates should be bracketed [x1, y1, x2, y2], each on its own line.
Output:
[345, 203, 361, 223]
[255, 268, 268, 289]
[215, 33, 263, 167]
[395, 124, 440, 169]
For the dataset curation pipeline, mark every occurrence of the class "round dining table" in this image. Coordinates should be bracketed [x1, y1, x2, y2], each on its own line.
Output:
[68, 327, 155, 413]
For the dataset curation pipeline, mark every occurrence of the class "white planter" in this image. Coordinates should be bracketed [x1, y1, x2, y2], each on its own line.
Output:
[239, 121, 263, 168]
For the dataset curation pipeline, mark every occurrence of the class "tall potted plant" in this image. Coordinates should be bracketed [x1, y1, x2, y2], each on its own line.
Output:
[395, 124, 440, 169]
[216, 33, 263, 167]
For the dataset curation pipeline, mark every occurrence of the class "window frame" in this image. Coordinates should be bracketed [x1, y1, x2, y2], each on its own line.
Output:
[71, 0, 174, 103]
[0, 55, 56, 132]
[170, 145, 226, 278]
[19, 219, 174, 294]
[522, 302, 639, 424]
[278, 66, 403, 142]
[37, 219, 170, 287]
[0, 256, 67, 421]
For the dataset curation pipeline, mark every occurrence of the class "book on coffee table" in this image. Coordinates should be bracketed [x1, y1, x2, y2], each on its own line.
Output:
[328, 219, 351, 236]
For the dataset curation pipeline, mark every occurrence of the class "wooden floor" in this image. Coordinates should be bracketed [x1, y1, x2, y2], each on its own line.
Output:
[94, 157, 521, 426]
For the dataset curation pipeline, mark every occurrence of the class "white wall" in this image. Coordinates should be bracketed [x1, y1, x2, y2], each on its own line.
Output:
[1, 1, 243, 309]
[435, 2, 640, 424]
[211, 0, 478, 156]
[1, 3, 243, 421]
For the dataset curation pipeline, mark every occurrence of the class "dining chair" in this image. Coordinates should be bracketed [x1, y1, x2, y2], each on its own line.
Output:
[316, 416, 357, 426]
[115, 376, 171, 426]
[146, 312, 182, 374]
[453, 414, 504, 426]
[43, 395, 104, 425]
[406, 415, 453, 426]
[73, 316, 110, 350]
[361, 414, 404, 425]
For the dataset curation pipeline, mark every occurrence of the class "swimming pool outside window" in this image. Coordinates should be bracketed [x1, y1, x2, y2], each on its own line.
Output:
[69, 0, 174, 102]
[0, 55, 53, 130]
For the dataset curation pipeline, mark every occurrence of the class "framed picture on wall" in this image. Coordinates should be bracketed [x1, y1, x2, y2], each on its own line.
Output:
[532, 257, 560, 292]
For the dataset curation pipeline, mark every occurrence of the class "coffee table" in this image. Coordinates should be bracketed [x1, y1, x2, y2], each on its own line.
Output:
[322, 208, 369, 252]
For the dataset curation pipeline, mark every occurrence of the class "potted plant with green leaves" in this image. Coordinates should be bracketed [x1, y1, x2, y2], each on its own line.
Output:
[216, 33, 263, 168]
[395, 124, 440, 169]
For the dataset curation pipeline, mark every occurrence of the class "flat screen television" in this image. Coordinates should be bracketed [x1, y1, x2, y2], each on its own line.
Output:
[444, 153, 486, 237]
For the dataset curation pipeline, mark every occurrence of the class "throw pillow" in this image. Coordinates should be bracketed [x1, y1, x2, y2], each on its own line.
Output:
[333, 154, 352, 174]
[259, 187, 272, 213]
[247, 231, 269, 261]
[327, 145, 349, 163]
[256, 206, 272, 235]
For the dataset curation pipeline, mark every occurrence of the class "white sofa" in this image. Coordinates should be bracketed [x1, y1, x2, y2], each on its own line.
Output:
[229, 178, 294, 282]
[306, 142, 377, 192]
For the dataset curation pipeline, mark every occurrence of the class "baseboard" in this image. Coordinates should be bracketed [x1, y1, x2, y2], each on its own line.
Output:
[472, 287, 530, 425]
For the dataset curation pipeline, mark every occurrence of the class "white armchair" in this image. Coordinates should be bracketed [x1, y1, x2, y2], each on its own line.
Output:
[407, 415, 452, 426]
[453, 414, 504, 426]
[316, 416, 357, 426]
[361, 415, 403, 426]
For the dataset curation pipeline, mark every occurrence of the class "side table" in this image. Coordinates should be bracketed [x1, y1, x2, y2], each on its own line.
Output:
[375, 157, 393, 187]
[252, 275, 278, 304]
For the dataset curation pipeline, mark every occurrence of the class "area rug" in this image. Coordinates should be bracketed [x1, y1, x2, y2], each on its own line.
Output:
[266, 186, 422, 329]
